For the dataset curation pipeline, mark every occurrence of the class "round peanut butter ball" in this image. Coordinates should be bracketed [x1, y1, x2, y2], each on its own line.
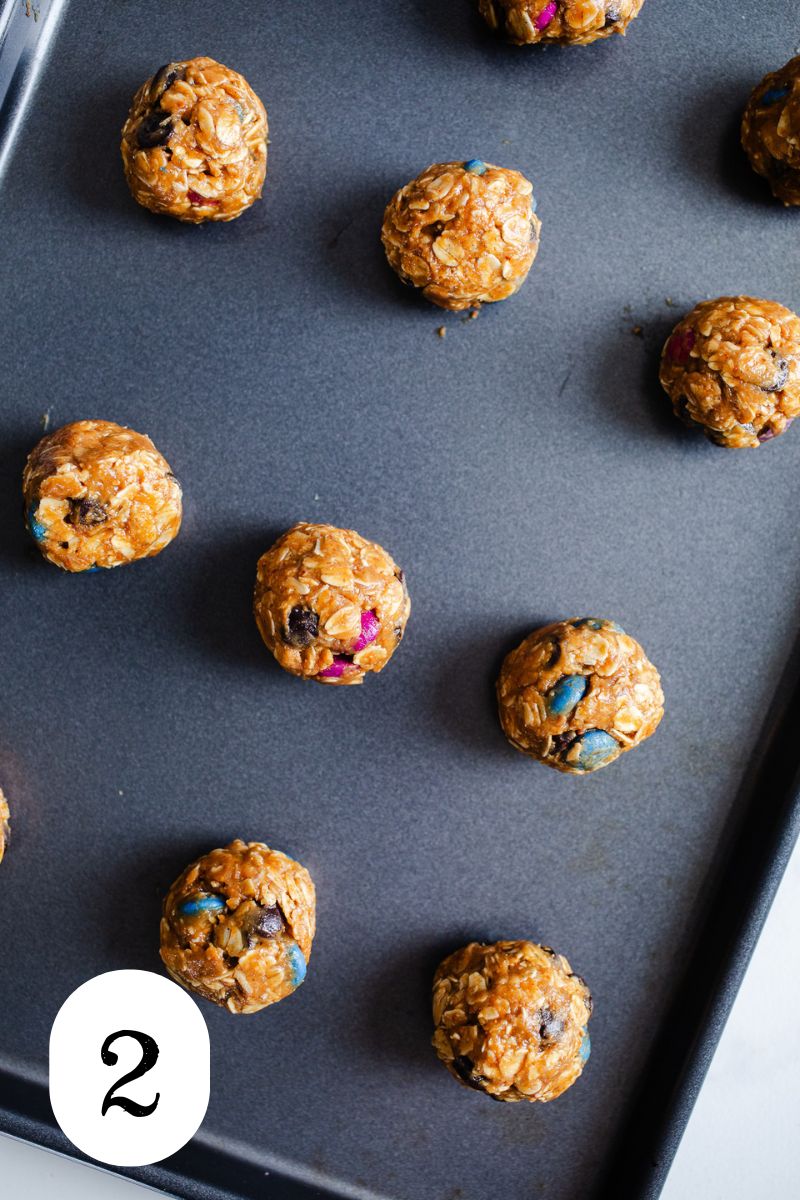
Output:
[432, 940, 592, 1103]
[497, 618, 663, 774]
[479, 0, 645, 46]
[160, 840, 315, 1014]
[121, 56, 267, 222]
[23, 420, 182, 572]
[253, 522, 410, 685]
[381, 160, 540, 311]
[741, 55, 800, 206]
[659, 296, 800, 448]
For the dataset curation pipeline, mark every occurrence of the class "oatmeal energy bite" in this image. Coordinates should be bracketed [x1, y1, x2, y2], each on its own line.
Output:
[254, 522, 410, 685]
[23, 420, 182, 572]
[660, 297, 800, 448]
[381, 160, 540, 311]
[741, 56, 800, 206]
[497, 618, 663, 774]
[160, 840, 315, 1014]
[433, 941, 592, 1102]
[121, 57, 268, 222]
[0, 791, 9, 866]
[479, 0, 645, 46]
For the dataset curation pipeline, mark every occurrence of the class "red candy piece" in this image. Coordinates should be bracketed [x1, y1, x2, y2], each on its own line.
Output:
[667, 329, 696, 365]
[187, 190, 220, 206]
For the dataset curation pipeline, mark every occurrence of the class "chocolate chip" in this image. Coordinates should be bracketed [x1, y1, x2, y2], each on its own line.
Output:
[394, 624, 404, 642]
[605, 4, 622, 22]
[544, 640, 561, 669]
[551, 731, 578, 756]
[537, 1006, 565, 1042]
[67, 497, 107, 528]
[286, 606, 319, 646]
[149, 62, 186, 101]
[764, 356, 789, 393]
[252, 904, 284, 938]
[452, 1055, 487, 1092]
[237, 900, 286, 949]
[137, 108, 173, 149]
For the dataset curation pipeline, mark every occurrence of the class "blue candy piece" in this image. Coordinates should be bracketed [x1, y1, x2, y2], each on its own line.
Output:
[463, 159, 487, 175]
[286, 940, 307, 989]
[546, 674, 587, 717]
[761, 85, 789, 107]
[569, 729, 619, 772]
[178, 894, 226, 916]
[27, 505, 47, 542]
[571, 617, 624, 634]
[579, 1029, 591, 1064]
[82, 565, 101, 574]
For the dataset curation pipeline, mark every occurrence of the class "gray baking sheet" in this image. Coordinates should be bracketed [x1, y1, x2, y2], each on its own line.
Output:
[1, 2, 799, 1197]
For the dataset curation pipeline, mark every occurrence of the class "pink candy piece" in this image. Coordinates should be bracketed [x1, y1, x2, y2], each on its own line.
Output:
[318, 612, 380, 677]
[318, 656, 355, 679]
[535, 1, 557, 30]
[351, 610, 380, 653]
[667, 329, 696, 365]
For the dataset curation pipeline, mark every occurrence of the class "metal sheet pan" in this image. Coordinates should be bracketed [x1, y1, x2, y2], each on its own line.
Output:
[2, 2, 799, 1197]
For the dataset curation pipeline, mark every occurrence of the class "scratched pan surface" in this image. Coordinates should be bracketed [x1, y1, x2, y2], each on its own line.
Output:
[1, 2, 799, 1198]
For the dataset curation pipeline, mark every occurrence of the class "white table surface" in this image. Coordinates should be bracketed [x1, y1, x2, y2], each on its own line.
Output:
[4, 840, 800, 1199]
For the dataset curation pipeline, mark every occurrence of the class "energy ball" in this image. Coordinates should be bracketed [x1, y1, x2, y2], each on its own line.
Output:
[121, 56, 268, 222]
[23, 420, 182, 573]
[741, 56, 800, 206]
[479, 0, 645, 46]
[160, 840, 315, 1014]
[253, 522, 410, 685]
[0, 790, 9, 866]
[432, 940, 592, 1103]
[659, 297, 800, 448]
[497, 618, 663, 774]
[381, 160, 540, 311]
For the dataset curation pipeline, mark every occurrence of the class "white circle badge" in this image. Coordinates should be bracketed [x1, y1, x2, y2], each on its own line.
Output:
[49, 969, 210, 1166]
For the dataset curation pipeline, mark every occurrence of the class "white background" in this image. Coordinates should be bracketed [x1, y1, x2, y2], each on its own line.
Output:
[3, 841, 800, 1198]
